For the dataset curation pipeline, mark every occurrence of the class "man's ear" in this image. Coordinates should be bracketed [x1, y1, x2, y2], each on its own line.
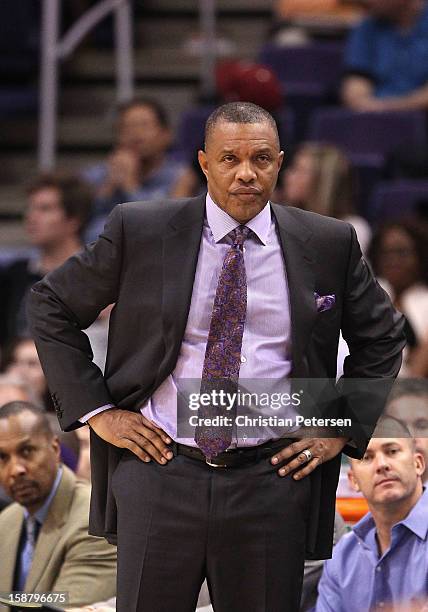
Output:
[347, 466, 361, 493]
[198, 149, 208, 179]
[278, 150, 284, 171]
[52, 435, 61, 463]
[414, 450, 425, 479]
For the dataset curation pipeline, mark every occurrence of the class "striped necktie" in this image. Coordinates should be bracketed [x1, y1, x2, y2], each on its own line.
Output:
[17, 515, 38, 590]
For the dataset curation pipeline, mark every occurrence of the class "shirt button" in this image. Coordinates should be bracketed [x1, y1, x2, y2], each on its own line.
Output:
[376, 567, 382, 572]
[243, 247, 246, 253]
[241, 356, 247, 363]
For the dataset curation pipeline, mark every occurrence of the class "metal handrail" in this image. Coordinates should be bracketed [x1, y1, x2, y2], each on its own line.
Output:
[38, 0, 134, 170]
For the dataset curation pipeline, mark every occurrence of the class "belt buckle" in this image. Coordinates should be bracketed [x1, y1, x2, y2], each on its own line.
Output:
[205, 457, 228, 468]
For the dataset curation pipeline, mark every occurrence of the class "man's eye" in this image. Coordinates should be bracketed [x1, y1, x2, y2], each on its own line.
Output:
[414, 419, 428, 431]
[223, 155, 235, 162]
[257, 155, 270, 162]
[21, 447, 34, 457]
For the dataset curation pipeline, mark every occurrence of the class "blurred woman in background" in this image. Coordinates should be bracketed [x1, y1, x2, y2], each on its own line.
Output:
[369, 218, 428, 374]
[280, 142, 372, 253]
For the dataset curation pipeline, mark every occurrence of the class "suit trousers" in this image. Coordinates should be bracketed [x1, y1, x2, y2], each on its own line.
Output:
[112, 445, 311, 612]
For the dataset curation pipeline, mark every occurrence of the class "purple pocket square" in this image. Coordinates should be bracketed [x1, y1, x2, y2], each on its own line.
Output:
[314, 292, 336, 313]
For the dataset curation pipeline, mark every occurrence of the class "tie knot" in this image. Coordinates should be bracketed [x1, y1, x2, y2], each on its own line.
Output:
[231, 225, 250, 249]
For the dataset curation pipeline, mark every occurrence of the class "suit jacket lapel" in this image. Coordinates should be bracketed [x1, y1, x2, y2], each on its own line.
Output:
[271, 203, 317, 377]
[160, 195, 205, 369]
[0, 507, 24, 592]
[25, 467, 74, 591]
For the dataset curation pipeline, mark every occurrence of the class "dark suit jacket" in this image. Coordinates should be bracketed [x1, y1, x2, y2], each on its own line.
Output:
[28, 195, 405, 559]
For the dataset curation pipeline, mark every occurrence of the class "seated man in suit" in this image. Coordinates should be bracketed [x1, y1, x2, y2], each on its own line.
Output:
[315, 418, 428, 612]
[0, 401, 117, 610]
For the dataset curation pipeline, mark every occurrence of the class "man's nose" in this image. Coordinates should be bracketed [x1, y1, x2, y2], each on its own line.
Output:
[375, 453, 390, 472]
[235, 160, 257, 182]
[8, 456, 27, 479]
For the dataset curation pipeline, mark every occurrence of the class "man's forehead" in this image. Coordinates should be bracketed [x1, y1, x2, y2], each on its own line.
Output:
[366, 438, 409, 452]
[206, 120, 279, 148]
[388, 395, 428, 414]
[0, 412, 40, 437]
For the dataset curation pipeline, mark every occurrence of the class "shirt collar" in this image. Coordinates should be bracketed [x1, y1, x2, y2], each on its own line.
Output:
[24, 466, 63, 526]
[205, 192, 271, 245]
[353, 486, 428, 544]
[399, 486, 428, 540]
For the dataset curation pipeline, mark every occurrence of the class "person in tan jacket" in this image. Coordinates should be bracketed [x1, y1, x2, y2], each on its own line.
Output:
[0, 401, 117, 610]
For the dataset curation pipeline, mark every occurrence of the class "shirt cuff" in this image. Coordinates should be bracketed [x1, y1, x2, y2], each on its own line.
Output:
[79, 404, 114, 424]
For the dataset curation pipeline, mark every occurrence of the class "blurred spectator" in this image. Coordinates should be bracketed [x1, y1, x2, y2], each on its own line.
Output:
[0, 401, 117, 608]
[342, 0, 428, 112]
[280, 142, 371, 252]
[385, 379, 428, 482]
[275, 0, 364, 23]
[272, 0, 365, 44]
[409, 338, 428, 377]
[368, 219, 428, 352]
[315, 420, 427, 612]
[216, 61, 283, 113]
[0, 173, 92, 346]
[83, 97, 186, 241]
[0, 374, 34, 407]
[1, 337, 52, 411]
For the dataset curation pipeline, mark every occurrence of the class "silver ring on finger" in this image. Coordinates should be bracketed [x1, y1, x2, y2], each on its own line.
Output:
[300, 448, 313, 463]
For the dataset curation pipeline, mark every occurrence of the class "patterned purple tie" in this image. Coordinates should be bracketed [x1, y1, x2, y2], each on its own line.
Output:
[195, 225, 250, 459]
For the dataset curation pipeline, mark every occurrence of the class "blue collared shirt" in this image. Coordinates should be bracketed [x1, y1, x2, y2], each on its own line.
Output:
[315, 487, 428, 612]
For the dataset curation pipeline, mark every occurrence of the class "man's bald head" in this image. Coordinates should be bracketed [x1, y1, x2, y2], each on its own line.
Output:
[0, 401, 54, 440]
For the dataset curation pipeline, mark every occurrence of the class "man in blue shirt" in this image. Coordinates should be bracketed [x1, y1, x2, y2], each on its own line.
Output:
[83, 98, 185, 242]
[315, 421, 428, 612]
[341, 0, 428, 112]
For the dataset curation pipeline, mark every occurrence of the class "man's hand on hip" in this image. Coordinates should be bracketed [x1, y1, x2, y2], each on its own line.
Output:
[88, 408, 173, 464]
[271, 437, 349, 479]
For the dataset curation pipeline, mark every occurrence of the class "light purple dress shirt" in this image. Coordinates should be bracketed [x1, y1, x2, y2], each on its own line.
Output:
[82, 194, 293, 447]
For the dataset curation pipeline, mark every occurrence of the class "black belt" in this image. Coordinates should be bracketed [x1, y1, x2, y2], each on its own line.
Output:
[173, 438, 294, 468]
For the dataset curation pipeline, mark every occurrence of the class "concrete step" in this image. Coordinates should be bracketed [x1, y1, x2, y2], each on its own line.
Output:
[136, 16, 270, 53]
[60, 82, 198, 122]
[0, 152, 104, 185]
[0, 82, 199, 149]
[67, 48, 200, 83]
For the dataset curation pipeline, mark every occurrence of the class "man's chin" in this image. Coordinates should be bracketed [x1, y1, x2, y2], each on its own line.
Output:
[12, 485, 40, 507]
[373, 485, 404, 505]
[228, 197, 266, 222]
